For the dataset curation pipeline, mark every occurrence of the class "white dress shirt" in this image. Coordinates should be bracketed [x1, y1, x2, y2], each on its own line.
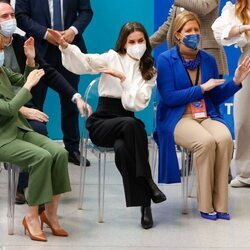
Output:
[59, 44, 156, 112]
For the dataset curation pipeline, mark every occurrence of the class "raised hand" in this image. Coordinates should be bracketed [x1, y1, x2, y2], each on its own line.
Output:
[201, 78, 225, 92]
[233, 56, 250, 85]
[23, 69, 45, 90]
[47, 29, 68, 49]
[24, 37, 35, 66]
[98, 67, 126, 82]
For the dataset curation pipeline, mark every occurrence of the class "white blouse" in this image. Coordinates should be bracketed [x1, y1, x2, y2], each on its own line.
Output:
[212, 1, 248, 48]
[59, 44, 156, 112]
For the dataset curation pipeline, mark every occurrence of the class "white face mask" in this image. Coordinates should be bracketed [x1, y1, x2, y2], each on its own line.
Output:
[0, 51, 5, 67]
[126, 43, 146, 60]
[0, 18, 17, 37]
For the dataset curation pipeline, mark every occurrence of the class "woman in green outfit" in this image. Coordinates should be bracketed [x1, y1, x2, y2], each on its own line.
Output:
[0, 35, 71, 241]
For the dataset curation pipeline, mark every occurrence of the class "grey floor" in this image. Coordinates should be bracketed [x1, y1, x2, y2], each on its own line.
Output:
[0, 148, 250, 250]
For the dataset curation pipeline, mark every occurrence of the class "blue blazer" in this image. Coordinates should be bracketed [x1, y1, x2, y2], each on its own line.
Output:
[15, 0, 93, 56]
[155, 46, 241, 184]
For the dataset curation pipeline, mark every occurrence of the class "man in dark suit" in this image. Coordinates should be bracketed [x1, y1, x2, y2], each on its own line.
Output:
[0, 0, 91, 203]
[15, 0, 93, 165]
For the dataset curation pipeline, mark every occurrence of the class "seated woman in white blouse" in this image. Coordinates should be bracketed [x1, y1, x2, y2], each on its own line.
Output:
[212, 0, 250, 188]
[48, 22, 166, 230]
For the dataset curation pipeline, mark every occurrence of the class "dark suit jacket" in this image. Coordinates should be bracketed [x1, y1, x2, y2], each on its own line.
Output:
[10, 33, 77, 109]
[15, 0, 93, 56]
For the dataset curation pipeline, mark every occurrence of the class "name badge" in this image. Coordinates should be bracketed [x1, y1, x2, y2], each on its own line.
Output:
[190, 99, 207, 119]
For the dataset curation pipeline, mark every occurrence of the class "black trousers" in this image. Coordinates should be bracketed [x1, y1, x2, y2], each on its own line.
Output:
[42, 45, 80, 153]
[86, 97, 152, 207]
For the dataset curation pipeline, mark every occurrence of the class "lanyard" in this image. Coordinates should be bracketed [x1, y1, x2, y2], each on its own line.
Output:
[186, 66, 200, 86]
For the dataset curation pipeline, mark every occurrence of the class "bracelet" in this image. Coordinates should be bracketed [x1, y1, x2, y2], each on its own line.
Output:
[239, 25, 242, 34]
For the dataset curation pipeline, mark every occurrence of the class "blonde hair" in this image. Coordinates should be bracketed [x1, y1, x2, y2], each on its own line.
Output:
[235, 0, 250, 36]
[0, 34, 4, 50]
[171, 11, 201, 46]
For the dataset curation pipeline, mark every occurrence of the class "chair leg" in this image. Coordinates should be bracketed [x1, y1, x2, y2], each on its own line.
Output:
[7, 163, 19, 235]
[78, 138, 88, 209]
[181, 149, 189, 214]
[98, 152, 106, 223]
[150, 141, 158, 179]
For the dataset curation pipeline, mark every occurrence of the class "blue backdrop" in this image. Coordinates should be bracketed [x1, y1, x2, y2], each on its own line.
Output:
[44, 0, 239, 139]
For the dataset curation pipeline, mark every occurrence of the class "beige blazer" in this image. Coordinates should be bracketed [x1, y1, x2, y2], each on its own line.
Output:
[150, 0, 228, 75]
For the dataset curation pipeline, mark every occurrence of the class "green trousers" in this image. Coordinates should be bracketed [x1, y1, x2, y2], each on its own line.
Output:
[0, 129, 71, 205]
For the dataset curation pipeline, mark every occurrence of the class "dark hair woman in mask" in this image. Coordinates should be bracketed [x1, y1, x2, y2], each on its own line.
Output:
[48, 21, 166, 229]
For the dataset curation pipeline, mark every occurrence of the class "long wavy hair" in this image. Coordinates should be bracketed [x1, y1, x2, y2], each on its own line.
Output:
[235, 0, 250, 36]
[115, 22, 156, 81]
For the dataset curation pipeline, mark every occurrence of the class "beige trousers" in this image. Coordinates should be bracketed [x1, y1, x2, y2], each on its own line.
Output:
[174, 115, 233, 213]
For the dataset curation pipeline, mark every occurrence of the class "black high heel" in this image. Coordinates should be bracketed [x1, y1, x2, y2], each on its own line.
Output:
[147, 178, 166, 203]
[141, 206, 153, 229]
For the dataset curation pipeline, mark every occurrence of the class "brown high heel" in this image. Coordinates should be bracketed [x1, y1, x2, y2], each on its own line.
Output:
[22, 217, 47, 242]
[40, 211, 68, 237]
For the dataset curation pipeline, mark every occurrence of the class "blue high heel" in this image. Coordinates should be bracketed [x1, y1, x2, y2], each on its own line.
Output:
[217, 212, 230, 220]
[200, 211, 217, 220]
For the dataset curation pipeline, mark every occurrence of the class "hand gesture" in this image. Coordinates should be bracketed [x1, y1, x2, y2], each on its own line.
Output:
[24, 37, 35, 66]
[98, 67, 126, 82]
[233, 56, 250, 85]
[47, 29, 68, 49]
[62, 28, 75, 44]
[23, 69, 45, 90]
[201, 78, 225, 92]
[19, 107, 49, 122]
[75, 98, 92, 117]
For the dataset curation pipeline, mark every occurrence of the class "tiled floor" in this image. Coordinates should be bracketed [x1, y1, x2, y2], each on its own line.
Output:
[1, 149, 250, 250]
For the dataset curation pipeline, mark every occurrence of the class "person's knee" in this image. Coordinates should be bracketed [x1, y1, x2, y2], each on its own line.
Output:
[55, 146, 68, 162]
[196, 136, 216, 152]
[123, 118, 143, 133]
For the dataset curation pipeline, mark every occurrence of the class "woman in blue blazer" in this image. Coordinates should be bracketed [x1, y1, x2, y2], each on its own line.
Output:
[155, 11, 250, 220]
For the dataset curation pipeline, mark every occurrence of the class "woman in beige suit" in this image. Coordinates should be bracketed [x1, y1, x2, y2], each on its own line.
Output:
[150, 0, 228, 76]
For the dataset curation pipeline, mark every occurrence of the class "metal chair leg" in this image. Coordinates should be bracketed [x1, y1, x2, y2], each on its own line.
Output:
[78, 137, 88, 209]
[7, 163, 19, 235]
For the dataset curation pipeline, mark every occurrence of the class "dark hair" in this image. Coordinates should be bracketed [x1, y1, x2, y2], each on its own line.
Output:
[115, 22, 156, 81]
[0, 0, 11, 4]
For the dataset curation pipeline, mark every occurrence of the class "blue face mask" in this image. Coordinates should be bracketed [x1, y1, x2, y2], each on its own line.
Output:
[0, 51, 4, 67]
[0, 18, 17, 37]
[182, 34, 200, 50]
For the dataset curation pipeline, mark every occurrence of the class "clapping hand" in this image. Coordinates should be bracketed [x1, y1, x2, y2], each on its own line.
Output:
[233, 56, 250, 85]
[24, 69, 45, 90]
[24, 37, 35, 66]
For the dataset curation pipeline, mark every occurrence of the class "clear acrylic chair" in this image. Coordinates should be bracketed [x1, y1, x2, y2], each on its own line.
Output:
[147, 85, 158, 178]
[180, 148, 195, 214]
[78, 77, 114, 223]
[3, 163, 20, 234]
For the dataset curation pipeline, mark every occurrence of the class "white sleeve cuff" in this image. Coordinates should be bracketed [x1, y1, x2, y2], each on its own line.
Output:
[71, 93, 82, 103]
